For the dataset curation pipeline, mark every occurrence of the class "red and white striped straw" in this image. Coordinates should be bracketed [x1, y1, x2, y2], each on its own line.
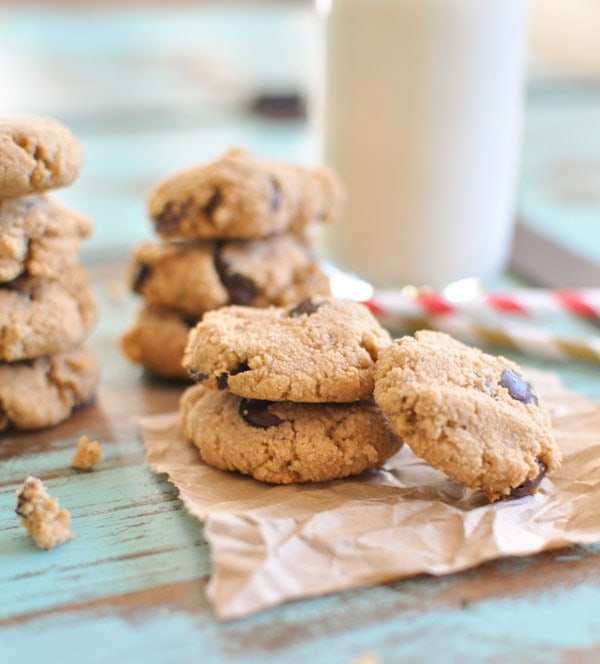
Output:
[366, 288, 600, 321]
[366, 303, 600, 365]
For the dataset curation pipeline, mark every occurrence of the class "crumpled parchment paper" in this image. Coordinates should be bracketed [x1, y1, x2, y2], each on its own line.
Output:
[140, 371, 600, 620]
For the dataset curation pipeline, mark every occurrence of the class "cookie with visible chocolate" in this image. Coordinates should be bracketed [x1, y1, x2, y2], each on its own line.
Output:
[120, 305, 193, 381]
[182, 297, 392, 402]
[0, 266, 96, 361]
[147, 147, 342, 241]
[0, 117, 84, 199]
[373, 330, 562, 502]
[180, 383, 403, 484]
[0, 347, 99, 431]
[0, 194, 93, 282]
[129, 234, 330, 318]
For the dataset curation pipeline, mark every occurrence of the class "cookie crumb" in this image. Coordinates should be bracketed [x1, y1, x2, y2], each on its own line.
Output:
[70, 435, 101, 470]
[15, 476, 74, 550]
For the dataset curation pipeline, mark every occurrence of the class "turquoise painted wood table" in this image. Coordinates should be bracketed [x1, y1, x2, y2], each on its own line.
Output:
[1, 4, 600, 662]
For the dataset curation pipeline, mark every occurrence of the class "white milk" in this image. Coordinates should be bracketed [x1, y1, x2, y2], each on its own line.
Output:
[315, 0, 528, 289]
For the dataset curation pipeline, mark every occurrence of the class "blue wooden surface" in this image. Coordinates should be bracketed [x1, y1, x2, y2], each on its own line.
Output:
[1, 3, 600, 662]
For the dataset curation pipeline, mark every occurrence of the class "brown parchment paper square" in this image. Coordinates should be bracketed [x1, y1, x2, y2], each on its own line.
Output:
[140, 371, 600, 620]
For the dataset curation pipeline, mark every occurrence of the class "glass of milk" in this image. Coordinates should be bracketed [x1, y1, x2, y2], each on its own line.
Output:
[314, 0, 528, 290]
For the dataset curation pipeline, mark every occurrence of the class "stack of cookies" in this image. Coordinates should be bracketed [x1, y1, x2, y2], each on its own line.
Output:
[179, 297, 404, 484]
[121, 147, 341, 380]
[0, 117, 99, 431]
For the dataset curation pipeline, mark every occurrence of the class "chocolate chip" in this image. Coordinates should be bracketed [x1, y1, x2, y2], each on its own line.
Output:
[238, 398, 283, 428]
[214, 244, 259, 305]
[216, 362, 250, 389]
[202, 190, 222, 224]
[289, 297, 320, 318]
[132, 262, 151, 293]
[499, 369, 538, 405]
[155, 198, 192, 234]
[189, 371, 209, 383]
[511, 459, 547, 498]
[270, 179, 282, 212]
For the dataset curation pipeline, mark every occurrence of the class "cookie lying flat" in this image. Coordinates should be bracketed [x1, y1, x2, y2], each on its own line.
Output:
[374, 330, 562, 502]
[180, 383, 403, 484]
[0, 347, 99, 431]
[0, 195, 93, 282]
[120, 305, 193, 381]
[0, 117, 84, 198]
[183, 297, 392, 402]
[147, 147, 342, 240]
[0, 267, 96, 361]
[130, 234, 330, 319]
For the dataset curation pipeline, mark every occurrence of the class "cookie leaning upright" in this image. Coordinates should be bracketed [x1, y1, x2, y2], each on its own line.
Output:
[0, 116, 98, 431]
[147, 147, 341, 240]
[373, 330, 562, 502]
[0, 117, 83, 198]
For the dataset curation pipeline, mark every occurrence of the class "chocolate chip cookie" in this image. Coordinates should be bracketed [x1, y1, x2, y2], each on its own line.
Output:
[0, 347, 99, 431]
[0, 117, 84, 198]
[0, 194, 93, 282]
[183, 297, 392, 402]
[0, 266, 96, 361]
[373, 330, 562, 502]
[129, 234, 330, 318]
[180, 383, 403, 484]
[120, 305, 193, 380]
[147, 147, 342, 240]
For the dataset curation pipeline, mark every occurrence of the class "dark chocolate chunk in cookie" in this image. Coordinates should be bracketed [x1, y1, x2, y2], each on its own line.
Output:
[500, 369, 538, 406]
[239, 398, 284, 428]
[216, 362, 251, 389]
[132, 262, 152, 293]
[156, 198, 192, 235]
[214, 244, 259, 305]
[289, 297, 320, 318]
[511, 459, 547, 497]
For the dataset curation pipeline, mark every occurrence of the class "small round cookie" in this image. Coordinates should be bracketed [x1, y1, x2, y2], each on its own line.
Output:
[180, 383, 403, 484]
[183, 297, 392, 402]
[0, 267, 96, 361]
[147, 147, 342, 241]
[0, 117, 84, 198]
[120, 305, 193, 381]
[373, 330, 562, 502]
[0, 194, 93, 282]
[0, 347, 99, 431]
[129, 234, 330, 318]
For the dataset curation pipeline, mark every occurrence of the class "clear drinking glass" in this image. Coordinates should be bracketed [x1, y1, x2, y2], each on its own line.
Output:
[314, 0, 528, 291]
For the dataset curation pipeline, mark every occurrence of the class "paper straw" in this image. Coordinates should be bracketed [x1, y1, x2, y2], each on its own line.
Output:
[367, 288, 600, 321]
[369, 307, 600, 365]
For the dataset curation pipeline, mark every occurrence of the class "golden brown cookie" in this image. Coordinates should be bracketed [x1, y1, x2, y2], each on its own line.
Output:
[0, 267, 96, 361]
[180, 383, 403, 484]
[183, 297, 392, 402]
[373, 330, 562, 502]
[120, 305, 193, 381]
[129, 234, 330, 318]
[0, 117, 84, 198]
[0, 347, 99, 431]
[147, 147, 342, 240]
[0, 194, 93, 282]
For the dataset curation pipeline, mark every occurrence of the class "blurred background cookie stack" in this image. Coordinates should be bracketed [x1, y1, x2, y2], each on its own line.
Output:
[121, 147, 341, 381]
[0, 117, 99, 432]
